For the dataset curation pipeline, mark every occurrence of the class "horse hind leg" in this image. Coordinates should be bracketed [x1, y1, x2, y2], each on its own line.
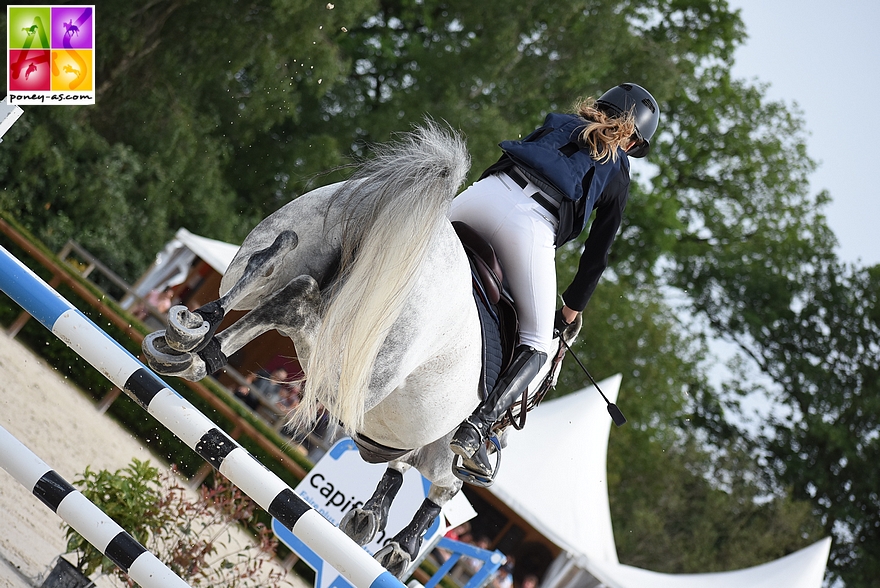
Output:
[143, 273, 320, 381]
[214, 273, 322, 365]
[163, 230, 298, 353]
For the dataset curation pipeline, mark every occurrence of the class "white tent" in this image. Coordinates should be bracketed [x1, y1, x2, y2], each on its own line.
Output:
[122, 227, 240, 309]
[172, 228, 240, 275]
[489, 375, 831, 588]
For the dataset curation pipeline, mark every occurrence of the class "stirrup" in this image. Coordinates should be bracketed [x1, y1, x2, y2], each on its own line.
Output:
[452, 435, 502, 488]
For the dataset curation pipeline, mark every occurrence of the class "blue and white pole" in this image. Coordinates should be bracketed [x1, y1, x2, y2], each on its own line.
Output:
[0, 246, 405, 588]
[0, 424, 193, 588]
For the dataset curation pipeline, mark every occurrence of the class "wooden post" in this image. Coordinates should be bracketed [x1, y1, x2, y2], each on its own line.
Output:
[95, 387, 123, 415]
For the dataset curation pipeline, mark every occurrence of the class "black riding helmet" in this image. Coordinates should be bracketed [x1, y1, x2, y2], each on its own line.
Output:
[596, 83, 660, 158]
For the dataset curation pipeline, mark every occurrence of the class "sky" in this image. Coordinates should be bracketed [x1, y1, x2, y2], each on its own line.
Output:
[727, 0, 880, 267]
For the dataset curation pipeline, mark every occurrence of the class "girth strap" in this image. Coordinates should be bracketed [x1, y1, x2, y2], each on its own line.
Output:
[352, 433, 410, 464]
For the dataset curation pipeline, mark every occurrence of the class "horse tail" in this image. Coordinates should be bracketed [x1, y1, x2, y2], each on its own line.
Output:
[295, 120, 470, 436]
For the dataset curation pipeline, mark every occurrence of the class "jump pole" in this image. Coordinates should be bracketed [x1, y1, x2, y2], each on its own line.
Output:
[0, 424, 193, 588]
[0, 245, 406, 588]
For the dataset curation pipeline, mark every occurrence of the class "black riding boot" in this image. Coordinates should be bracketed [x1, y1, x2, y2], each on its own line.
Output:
[450, 345, 547, 478]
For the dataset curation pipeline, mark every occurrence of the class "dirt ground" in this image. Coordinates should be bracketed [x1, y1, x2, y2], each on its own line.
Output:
[0, 327, 308, 588]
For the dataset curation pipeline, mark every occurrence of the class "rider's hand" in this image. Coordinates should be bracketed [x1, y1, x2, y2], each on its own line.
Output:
[553, 308, 571, 337]
[554, 305, 581, 338]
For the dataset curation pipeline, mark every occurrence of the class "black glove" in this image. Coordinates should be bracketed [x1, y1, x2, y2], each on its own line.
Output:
[553, 308, 571, 337]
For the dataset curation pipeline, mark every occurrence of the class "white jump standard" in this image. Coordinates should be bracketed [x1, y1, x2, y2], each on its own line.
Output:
[0, 246, 406, 588]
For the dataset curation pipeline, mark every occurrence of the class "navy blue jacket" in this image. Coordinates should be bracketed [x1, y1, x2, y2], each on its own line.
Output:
[482, 113, 631, 311]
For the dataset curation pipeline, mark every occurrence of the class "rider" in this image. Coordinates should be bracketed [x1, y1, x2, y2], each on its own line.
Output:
[447, 83, 660, 482]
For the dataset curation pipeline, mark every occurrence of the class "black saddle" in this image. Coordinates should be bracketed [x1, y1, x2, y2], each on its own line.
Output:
[452, 222, 518, 400]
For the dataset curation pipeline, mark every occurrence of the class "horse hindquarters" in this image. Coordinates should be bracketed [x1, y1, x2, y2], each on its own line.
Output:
[219, 182, 344, 311]
[323, 265, 475, 577]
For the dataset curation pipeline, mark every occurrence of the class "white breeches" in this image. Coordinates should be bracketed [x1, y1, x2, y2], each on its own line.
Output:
[448, 173, 558, 355]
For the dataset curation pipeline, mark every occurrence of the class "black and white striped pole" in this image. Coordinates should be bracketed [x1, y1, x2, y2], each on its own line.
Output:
[0, 424, 193, 588]
[0, 246, 405, 588]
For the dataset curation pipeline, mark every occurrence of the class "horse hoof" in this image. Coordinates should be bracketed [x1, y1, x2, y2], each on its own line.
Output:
[142, 332, 207, 381]
[165, 305, 210, 352]
[339, 507, 380, 546]
[374, 542, 411, 581]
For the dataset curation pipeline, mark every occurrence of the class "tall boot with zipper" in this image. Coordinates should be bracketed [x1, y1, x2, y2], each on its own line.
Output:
[450, 344, 547, 480]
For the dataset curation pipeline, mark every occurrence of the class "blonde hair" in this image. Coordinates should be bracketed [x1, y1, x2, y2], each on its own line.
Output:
[572, 97, 637, 164]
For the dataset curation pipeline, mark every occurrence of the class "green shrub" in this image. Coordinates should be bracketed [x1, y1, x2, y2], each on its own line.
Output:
[65, 458, 293, 587]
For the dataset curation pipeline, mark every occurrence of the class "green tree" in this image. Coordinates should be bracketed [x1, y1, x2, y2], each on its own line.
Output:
[684, 255, 880, 585]
[639, 41, 878, 585]
[552, 275, 823, 572]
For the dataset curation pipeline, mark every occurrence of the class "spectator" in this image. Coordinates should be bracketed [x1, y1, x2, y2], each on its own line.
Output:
[275, 381, 302, 412]
[434, 521, 473, 564]
[305, 405, 332, 462]
[464, 536, 493, 575]
[252, 367, 289, 403]
[493, 562, 514, 588]
[520, 573, 539, 588]
[133, 286, 175, 320]
[446, 521, 472, 542]
[235, 367, 289, 410]
[233, 382, 261, 410]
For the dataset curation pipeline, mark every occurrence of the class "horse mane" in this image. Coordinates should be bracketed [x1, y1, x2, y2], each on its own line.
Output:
[292, 120, 470, 436]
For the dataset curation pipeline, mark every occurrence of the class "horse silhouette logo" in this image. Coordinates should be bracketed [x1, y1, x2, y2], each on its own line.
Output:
[63, 19, 79, 38]
[7, 5, 97, 103]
